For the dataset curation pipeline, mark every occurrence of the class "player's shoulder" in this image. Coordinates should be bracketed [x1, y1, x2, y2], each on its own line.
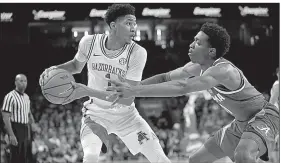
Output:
[130, 42, 147, 56]
[182, 62, 201, 73]
[205, 61, 235, 79]
[80, 34, 95, 42]
[79, 34, 100, 46]
[213, 58, 238, 73]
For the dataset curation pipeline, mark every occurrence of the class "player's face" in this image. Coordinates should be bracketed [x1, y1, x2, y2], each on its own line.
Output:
[188, 31, 212, 64]
[114, 15, 137, 44]
[15, 75, 27, 91]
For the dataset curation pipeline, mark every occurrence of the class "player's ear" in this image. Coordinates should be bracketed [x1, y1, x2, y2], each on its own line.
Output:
[209, 48, 216, 58]
[110, 22, 116, 29]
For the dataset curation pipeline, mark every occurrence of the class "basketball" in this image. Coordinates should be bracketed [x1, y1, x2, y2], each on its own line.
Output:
[41, 69, 75, 104]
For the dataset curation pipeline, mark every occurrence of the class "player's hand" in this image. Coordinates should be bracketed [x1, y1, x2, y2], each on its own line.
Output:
[39, 66, 58, 86]
[60, 81, 89, 105]
[8, 135, 18, 146]
[106, 80, 136, 105]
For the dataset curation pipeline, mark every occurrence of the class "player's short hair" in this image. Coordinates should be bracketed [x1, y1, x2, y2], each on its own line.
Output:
[200, 22, 231, 59]
[105, 4, 135, 26]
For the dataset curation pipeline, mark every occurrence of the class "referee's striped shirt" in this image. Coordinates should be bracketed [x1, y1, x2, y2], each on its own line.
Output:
[2, 90, 30, 124]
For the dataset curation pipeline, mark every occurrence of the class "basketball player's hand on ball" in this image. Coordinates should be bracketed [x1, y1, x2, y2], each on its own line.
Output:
[60, 81, 89, 105]
[106, 80, 135, 105]
[39, 66, 58, 86]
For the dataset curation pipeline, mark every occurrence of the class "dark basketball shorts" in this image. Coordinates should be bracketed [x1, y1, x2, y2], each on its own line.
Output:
[204, 102, 279, 161]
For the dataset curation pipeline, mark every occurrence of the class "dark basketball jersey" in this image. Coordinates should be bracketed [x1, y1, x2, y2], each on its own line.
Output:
[201, 58, 265, 120]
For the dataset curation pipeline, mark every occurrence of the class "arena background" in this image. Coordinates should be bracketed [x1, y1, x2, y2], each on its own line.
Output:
[0, 3, 279, 163]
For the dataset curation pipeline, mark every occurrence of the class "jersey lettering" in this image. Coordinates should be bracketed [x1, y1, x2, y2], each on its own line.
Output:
[92, 62, 126, 78]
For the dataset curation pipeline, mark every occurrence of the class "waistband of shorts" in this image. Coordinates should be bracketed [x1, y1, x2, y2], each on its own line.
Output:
[82, 103, 136, 117]
[85, 98, 134, 109]
[236, 101, 279, 123]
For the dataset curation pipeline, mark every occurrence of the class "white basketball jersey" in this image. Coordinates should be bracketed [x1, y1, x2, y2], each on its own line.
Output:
[85, 34, 136, 108]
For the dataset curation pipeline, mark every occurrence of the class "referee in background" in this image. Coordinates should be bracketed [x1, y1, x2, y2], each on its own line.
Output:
[2, 74, 35, 163]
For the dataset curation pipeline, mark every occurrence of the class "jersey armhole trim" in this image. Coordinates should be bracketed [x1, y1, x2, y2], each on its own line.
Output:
[213, 62, 246, 95]
[86, 34, 97, 63]
[126, 42, 136, 69]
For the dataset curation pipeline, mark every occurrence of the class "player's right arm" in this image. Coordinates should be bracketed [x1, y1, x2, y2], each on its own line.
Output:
[140, 61, 201, 85]
[39, 35, 124, 105]
[40, 35, 92, 79]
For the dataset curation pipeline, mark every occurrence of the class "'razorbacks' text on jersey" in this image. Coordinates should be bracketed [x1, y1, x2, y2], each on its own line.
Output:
[200, 58, 266, 120]
[75, 34, 147, 108]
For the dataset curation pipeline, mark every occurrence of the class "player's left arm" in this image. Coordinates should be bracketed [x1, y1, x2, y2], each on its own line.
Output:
[109, 64, 229, 98]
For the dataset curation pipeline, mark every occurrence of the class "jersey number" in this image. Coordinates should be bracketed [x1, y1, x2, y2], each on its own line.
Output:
[105, 73, 111, 86]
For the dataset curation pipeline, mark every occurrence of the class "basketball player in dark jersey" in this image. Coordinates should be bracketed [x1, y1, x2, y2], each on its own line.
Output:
[106, 22, 279, 163]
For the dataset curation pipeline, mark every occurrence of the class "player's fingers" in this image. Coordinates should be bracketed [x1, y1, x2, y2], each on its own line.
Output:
[39, 73, 46, 86]
[106, 86, 118, 92]
[105, 93, 118, 100]
[62, 98, 71, 105]
[84, 116, 92, 124]
[44, 69, 49, 78]
[45, 66, 55, 78]
[39, 72, 46, 86]
[108, 79, 123, 86]
[111, 95, 122, 106]
[70, 81, 77, 89]
[39, 77, 43, 86]
[117, 75, 125, 82]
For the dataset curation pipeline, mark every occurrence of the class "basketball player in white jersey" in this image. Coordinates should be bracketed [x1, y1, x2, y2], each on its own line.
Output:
[39, 4, 170, 163]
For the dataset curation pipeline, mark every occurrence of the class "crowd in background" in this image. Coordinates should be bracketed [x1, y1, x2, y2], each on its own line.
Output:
[1, 89, 251, 163]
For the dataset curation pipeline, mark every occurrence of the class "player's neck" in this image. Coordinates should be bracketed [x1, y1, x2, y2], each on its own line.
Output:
[105, 34, 126, 50]
[200, 59, 218, 71]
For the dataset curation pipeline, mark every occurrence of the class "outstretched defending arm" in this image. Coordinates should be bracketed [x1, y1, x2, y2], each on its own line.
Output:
[107, 64, 233, 99]
[140, 61, 201, 85]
